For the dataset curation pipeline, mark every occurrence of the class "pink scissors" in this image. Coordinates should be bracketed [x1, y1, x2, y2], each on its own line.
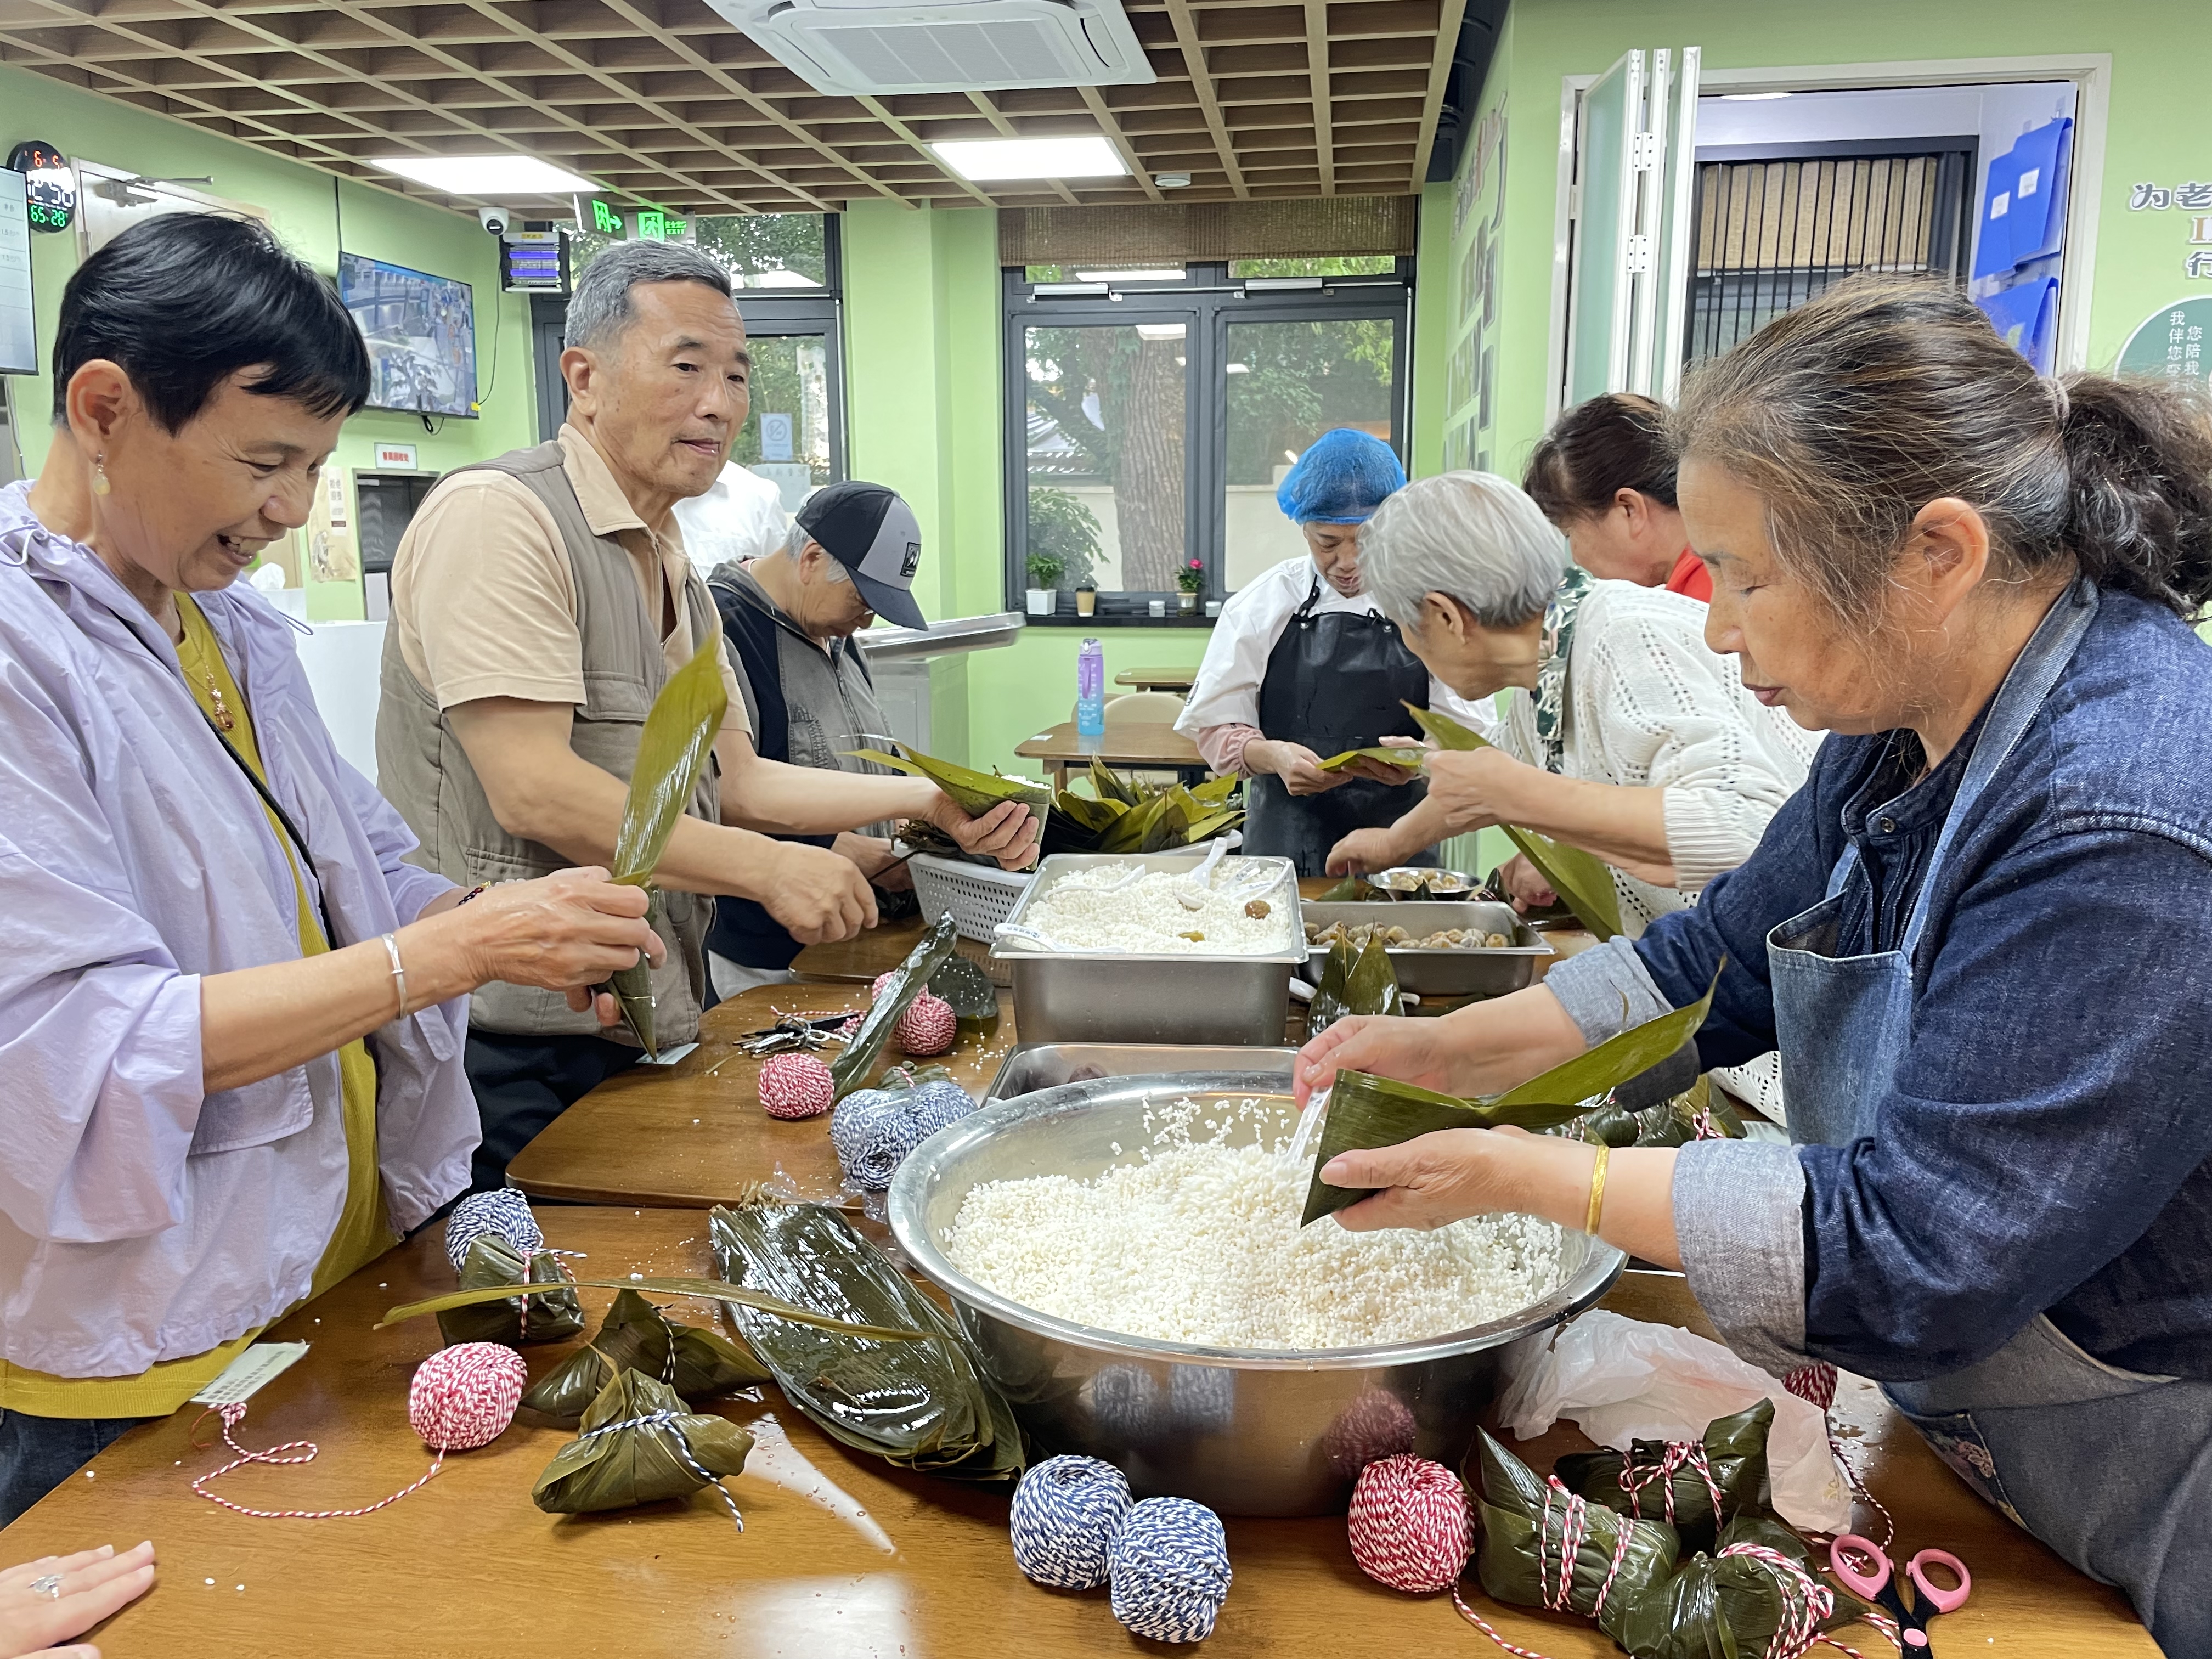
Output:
[1829, 1534, 1972, 1651]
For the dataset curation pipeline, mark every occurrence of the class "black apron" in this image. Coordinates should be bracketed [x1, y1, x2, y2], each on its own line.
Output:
[1246, 577, 1437, 877]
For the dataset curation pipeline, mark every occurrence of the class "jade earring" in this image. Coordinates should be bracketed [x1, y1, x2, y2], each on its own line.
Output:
[91, 453, 112, 497]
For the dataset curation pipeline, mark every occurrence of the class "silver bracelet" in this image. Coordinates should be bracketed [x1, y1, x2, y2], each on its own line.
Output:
[380, 931, 409, 1018]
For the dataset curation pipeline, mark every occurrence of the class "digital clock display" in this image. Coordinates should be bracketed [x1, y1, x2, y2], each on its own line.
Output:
[6, 142, 74, 234]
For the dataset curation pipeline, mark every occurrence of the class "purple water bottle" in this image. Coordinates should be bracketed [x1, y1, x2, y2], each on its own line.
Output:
[1076, 637, 1105, 738]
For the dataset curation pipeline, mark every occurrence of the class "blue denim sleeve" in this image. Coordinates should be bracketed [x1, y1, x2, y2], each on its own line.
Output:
[1629, 770, 1835, 1068]
[1797, 824, 2212, 1380]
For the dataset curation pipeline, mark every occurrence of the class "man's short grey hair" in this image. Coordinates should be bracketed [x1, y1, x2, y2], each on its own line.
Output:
[565, 241, 734, 350]
[784, 516, 850, 580]
[1359, 471, 1571, 628]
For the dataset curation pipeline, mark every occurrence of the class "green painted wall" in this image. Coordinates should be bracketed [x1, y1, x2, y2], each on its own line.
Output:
[1469, 0, 2209, 482]
[1, 62, 537, 620]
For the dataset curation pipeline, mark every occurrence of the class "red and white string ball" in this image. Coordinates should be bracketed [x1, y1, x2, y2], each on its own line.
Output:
[411, 1342, 527, 1451]
[1347, 1454, 1472, 1593]
[759, 1052, 836, 1119]
[895, 992, 958, 1057]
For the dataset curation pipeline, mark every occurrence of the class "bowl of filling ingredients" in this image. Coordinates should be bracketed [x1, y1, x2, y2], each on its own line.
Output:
[989, 853, 1306, 1046]
[889, 1076, 1623, 1516]
[1301, 899, 1554, 999]
[1369, 865, 1481, 899]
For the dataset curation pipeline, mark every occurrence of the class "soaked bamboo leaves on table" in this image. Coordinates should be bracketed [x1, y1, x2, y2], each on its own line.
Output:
[928, 953, 1001, 1039]
[381, 1276, 925, 1341]
[531, 1369, 755, 1517]
[1300, 967, 1722, 1225]
[1552, 1400, 1775, 1556]
[1469, 1428, 1680, 1647]
[435, 1235, 585, 1347]
[710, 1202, 1025, 1483]
[831, 913, 961, 1097]
[1402, 703, 1624, 940]
[521, 1289, 770, 1424]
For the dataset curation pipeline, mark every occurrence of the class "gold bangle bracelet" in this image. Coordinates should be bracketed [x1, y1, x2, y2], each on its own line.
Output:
[1584, 1143, 1610, 1236]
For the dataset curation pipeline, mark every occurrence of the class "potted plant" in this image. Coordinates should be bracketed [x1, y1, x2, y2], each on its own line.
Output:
[1025, 488, 1102, 618]
[1025, 551, 1064, 617]
[1075, 576, 1097, 617]
[1176, 557, 1205, 614]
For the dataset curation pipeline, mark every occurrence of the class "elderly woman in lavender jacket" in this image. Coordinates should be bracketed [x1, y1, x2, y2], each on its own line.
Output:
[0, 213, 659, 1578]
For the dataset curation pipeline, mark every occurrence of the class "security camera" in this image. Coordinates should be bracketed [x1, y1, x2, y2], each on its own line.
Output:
[478, 207, 510, 236]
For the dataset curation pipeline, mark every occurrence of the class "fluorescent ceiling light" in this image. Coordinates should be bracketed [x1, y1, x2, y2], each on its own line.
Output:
[1718, 91, 1792, 101]
[370, 154, 601, 195]
[931, 136, 1126, 182]
[1076, 268, 1185, 283]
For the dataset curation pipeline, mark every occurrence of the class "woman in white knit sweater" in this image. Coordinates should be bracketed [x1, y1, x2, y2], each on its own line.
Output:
[1325, 471, 1818, 937]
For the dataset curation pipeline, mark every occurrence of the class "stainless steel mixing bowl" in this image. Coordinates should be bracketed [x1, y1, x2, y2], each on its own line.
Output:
[888, 1074, 1624, 1516]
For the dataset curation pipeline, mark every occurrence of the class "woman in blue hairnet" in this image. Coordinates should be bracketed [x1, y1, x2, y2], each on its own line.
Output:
[1177, 430, 1495, 874]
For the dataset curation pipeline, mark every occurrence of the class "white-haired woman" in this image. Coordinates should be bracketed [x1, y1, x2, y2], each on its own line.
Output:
[1327, 471, 1818, 933]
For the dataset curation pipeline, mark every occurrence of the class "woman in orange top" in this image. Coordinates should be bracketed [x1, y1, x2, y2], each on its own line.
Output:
[1525, 392, 1711, 602]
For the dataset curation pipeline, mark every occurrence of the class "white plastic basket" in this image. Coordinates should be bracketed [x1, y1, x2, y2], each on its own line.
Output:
[909, 853, 1035, 944]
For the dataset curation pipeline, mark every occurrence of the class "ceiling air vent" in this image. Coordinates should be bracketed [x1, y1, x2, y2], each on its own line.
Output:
[709, 0, 1155, 97]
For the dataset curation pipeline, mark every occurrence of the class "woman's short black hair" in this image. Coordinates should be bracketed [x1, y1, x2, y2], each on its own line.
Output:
[51, 213, 371, 432]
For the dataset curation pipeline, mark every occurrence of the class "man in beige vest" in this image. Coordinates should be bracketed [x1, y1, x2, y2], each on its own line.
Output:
[379, 241, 1032, 1189]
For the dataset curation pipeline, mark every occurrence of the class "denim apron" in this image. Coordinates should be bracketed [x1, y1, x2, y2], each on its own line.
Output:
[1768, 581, 2212, 1655]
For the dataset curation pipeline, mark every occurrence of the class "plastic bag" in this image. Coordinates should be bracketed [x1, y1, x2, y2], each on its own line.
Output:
[1496, 1311, 1850, 1534]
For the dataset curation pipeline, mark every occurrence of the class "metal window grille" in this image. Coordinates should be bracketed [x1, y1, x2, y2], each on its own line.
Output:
[1685, 140, 1976, 365]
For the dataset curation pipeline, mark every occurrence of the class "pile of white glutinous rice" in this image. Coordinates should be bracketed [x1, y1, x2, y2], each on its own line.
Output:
[942, 1096, 1564, 1350]
[1016, 865, 1293, 955]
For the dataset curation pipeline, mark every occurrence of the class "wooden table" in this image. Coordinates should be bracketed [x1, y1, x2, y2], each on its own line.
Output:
[0, 1209, 2150, 1658]
[1012, 720, 1206, 786]
[1112, 665, 1197, 692]
[507, 983, 1021, 1209]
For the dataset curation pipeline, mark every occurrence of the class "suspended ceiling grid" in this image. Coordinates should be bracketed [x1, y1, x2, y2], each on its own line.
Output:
[0, 0, 1469, 218]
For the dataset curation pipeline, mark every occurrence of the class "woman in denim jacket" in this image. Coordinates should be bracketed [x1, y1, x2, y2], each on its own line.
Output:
[1296, 275, 2212, 1654]
[0, 215, 662, 1559]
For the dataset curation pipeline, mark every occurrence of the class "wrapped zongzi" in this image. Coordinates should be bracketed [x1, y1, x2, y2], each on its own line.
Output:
[1468, 1429, 1680, 1647]
[1306, 935, 1401, 1035]
[521, 1289, 770, 1424]
[531, 1369, 754, 1521]
[1613, 1513, 1880, 1659]
[710, 1201, 1025, 1482]
[437, 1234, 584, 1348]
[1551, 1400, 1774, 1555]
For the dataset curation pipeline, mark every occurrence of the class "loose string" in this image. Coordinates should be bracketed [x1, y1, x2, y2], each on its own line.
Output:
[573, 1409, 744, 1530]
[1783, 1362, 1895, 1551]
[189, 1402, 447, 1520]
[1617, 1440, 1723, 1531]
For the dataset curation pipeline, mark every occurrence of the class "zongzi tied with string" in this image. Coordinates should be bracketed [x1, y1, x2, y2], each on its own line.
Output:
[1565, 1075, 1746, 1149]
[710, 1201, 1025, 1482]
[1468, 1427, 1680, 1647]
[437, 1234, 584, 1347]
[531, 1369, 754, 1520]
[1551, 1400, 1774, 1555]
[1300, 966, 1721, 1225]
[1613, 1512, 1880, 1659]
[521, 1289, 770, 1424]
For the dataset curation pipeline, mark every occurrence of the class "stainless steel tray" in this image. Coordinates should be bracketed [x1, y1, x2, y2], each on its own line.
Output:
[991, 852, 1303, 1045]
[985, 1042, 1300, 1103]
[1299, 898, 1553, 999]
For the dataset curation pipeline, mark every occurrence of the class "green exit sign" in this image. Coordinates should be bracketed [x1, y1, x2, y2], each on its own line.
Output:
[634, 209, 688, 242]
[590, 198, 620, 234]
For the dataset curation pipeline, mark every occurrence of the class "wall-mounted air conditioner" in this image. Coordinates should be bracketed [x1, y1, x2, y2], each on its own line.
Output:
[706, 0, 1156, 97]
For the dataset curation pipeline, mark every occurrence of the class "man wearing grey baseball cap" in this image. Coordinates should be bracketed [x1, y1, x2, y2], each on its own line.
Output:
[706, 480, 937, 993]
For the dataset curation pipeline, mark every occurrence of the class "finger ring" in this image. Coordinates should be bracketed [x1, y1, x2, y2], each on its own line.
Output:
[29, 1572, 63, 1599]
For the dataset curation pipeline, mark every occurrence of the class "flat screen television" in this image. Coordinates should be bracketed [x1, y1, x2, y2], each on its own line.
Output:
[337, 251, 476, 419]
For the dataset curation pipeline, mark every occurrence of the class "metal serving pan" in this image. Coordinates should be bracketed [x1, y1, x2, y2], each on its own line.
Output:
[1299, 898, 1553, 1000]
[984, 1042, 1299, 1103]
[990, 852, 1304, 1046]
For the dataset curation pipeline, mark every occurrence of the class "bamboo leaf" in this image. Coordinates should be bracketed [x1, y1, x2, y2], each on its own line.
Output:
[1299, 966, 1723, 1224]
[1317, 746, 1426, 773]
[830, 914, 961, 1097]
[1090, 754, 1140, 805]
[846, 747, 1052, 818]
[376, 1276, 926, 1340]
[1403, 703, 1623, 940]
[611, 630, 729, 886]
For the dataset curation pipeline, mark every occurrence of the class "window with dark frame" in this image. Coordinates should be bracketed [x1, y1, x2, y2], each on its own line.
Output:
[1005, 257, 1411, 623]
[531, 214, 847, 504]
